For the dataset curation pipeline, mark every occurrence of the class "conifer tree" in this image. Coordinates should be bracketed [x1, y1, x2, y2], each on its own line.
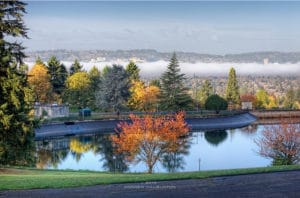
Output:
[69, 59, 83, 75]
[88, 66, 101, 109]
[126, 61, 140, 81]
[159, 53, 193, 111]
[225, 67, 240, 107]
[0, 1, 36, 165]
[46, 56, 68, 100]
[197, 80, 214, 107]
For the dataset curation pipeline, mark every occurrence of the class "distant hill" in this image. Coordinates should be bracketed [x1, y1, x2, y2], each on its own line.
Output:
[24, 49, 300, 64]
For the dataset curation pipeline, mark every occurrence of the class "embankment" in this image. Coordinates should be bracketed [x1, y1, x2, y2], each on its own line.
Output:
[35, 112, 257, 140]
[251, 110, 300, 124]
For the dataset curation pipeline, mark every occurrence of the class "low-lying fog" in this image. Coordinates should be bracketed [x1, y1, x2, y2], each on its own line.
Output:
[26, 60, 300, 77]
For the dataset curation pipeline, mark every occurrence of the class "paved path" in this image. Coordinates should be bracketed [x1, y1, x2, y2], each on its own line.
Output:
[2, 171, 300, 198]
[35, 113, 257, 140]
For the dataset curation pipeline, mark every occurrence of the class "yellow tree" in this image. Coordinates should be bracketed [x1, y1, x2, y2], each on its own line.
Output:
[142, 85, 160, 111]
[127, 80, 145, 110]
[65, 71, 91, 108]
[28, 63, 52, 103]
[111, 112, 189, 173]
[128, 80, 160, 111]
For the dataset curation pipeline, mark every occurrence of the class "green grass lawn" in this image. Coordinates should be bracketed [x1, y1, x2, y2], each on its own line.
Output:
[1, 165, 300, 190]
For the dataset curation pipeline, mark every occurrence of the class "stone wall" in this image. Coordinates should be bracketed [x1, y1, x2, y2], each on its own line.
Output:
[34, 104, 69, 118]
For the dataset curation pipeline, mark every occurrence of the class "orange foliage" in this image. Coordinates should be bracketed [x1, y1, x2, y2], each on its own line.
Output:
[28, 63, 52, 103]
[111, 112, 189, 173]
[255, 121, 300, 165]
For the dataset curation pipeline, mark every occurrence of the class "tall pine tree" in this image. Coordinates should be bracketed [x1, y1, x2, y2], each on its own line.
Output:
[159, 53, 193, 111]
[46, 56, 68, 101]
[126, 61, 140, 81]
[0, 1, 36, 166]
[69, 59, 83, 75]
[197, 79, 214, 108]
[225, 67, 240, 107]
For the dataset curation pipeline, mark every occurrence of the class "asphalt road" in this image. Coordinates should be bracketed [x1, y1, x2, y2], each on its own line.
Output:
[2, 171, 300, 198]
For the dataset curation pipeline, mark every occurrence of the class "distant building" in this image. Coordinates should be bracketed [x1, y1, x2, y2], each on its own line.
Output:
[34, 104, 69, 118]
[240, 94, 255, 110]
[241, 102, 253, 110]
[263, 58, 269, 65]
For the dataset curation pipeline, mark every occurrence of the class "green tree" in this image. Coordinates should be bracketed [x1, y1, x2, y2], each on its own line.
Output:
[197, 80, 214, 108]
[205, 94, 228, 114]
[95, 65, 130, 112]
[283, 88, 297, 109]
[126, 61, 140, 81]
[0, 1, 36, 166]
[46, 56, 68, 101]
[69, 59, 83, 75]
[225, 67, 240, 107]
[255, 88, 269, 109]
[150, 79, 161, 88]
[159, 53, 193, 111]
[88, 66, 101, 109]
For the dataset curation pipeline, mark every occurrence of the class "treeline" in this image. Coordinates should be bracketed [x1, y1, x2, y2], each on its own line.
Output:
[28, 53, 300, 113]
[28, 53, 195, 112]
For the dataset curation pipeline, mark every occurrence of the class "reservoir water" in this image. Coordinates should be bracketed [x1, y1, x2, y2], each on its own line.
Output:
[35, 124, 272, 173]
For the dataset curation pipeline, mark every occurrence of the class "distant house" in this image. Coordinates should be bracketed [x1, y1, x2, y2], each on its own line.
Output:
[34, 103, 69, 118]
[240, 94, 256, 110]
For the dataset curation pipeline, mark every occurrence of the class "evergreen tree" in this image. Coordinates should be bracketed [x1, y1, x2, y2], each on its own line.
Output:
[88, 66, 101, 109]
[197, 80, 214, 108]
[69, 59, 83, 75]
[150, 79, 161, 88]
[225, 67, 240, 107]
[95, 65, 130, 112]
[126, 61, 140, 81]
[46, 56, 68, 100]
[159, 53, 193, 111]
[0, 1, 36, 166]
[35, 56, 43, 65]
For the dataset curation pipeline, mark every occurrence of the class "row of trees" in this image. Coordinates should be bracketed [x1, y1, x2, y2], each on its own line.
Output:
[27, 53, 194, 112]
[28, 53, 241, 112]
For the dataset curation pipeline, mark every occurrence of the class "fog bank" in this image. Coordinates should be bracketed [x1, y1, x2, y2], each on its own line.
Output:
[26, 61, 300, 77]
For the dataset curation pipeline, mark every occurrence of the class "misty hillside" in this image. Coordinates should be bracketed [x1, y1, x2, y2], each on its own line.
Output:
[25, 49, 300, 64]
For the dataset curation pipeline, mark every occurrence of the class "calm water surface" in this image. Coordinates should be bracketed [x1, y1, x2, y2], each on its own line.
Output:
[36, 124, 271, 173]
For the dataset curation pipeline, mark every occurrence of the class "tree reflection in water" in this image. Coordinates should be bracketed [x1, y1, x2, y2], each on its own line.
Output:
[96, 135, 128, 173]
[161, 135, 191, 173]
[35, 134, 128, 172]
[204, 130, 228, 146]
[69, 136, 96, 162]
[36, 139, 69, 169]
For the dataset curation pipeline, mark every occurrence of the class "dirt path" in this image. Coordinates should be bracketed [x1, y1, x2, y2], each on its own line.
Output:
[2, 170, 300, 198]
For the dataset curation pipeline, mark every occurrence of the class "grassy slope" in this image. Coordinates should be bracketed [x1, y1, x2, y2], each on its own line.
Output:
[1, 165, 300, 190]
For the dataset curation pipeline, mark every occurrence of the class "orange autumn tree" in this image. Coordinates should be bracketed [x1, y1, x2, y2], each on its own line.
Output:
[111, 112, 189, 173]
[255, 121, 300, 165]
[28, 62, 52, 103]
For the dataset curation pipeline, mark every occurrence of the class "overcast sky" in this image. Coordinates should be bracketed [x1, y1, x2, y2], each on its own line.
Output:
[23, 1, 300, 55]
